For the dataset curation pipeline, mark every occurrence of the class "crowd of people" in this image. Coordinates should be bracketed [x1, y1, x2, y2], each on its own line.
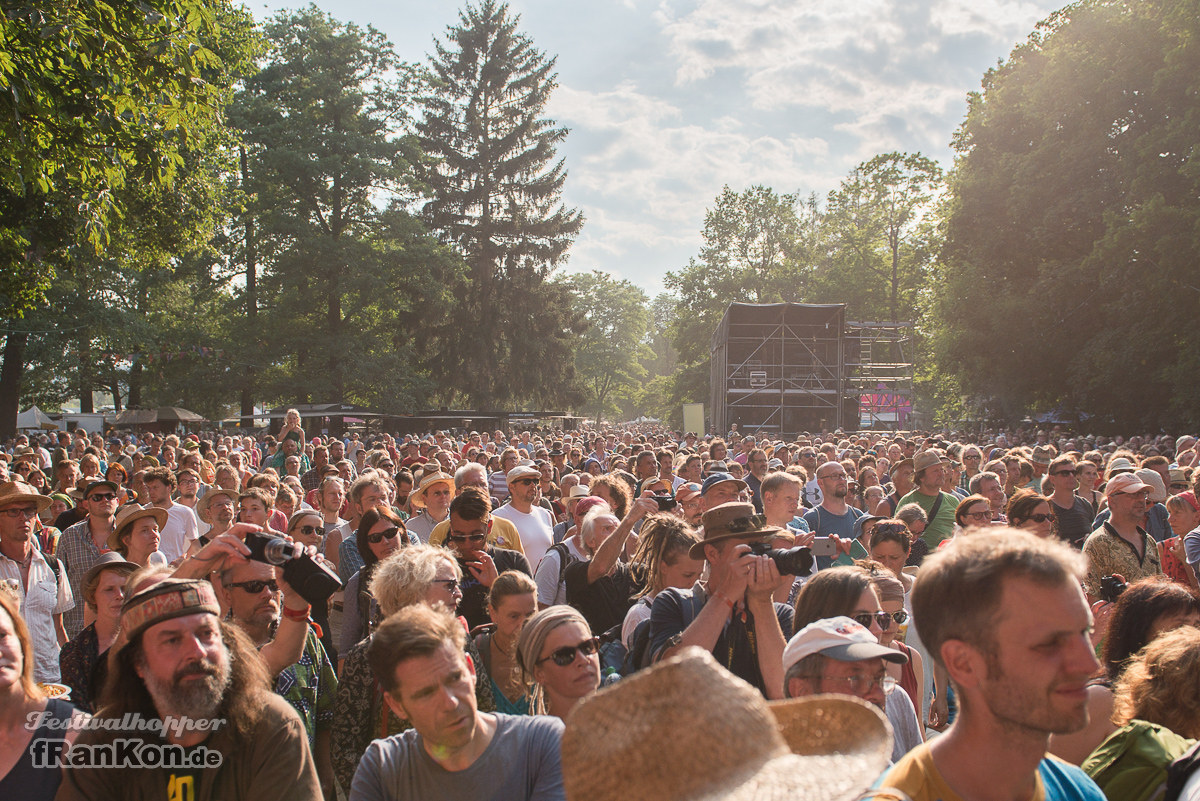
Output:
[2, 415, 1200, 800]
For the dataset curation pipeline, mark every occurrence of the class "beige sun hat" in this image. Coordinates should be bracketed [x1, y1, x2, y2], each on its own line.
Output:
[108, 504, 168, 552]
[408, 471, 455, 509]
[561, 647, 892, 801]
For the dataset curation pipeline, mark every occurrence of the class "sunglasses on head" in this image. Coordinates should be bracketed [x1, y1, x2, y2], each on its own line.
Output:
[538, 637, 600, 667]
[367, 526, 401, 544]
[853, 612, 894, 631]
[228, 579, 279, 594]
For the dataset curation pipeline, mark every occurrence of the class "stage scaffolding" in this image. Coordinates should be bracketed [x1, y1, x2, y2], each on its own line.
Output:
[709, 304, 913, 435]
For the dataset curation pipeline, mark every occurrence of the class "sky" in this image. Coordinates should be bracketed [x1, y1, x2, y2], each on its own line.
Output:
[260, 0, 1063, 296]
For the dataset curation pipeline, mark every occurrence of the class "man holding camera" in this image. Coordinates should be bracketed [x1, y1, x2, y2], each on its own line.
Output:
[648, 502, 798, 698]
[443, 488, 532, 630]
[564, 493, 659, 635]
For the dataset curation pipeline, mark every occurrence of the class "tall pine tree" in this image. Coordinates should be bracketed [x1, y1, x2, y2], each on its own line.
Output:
[418, 0, 584, 409]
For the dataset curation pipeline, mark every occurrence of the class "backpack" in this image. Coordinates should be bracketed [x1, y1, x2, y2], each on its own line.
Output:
[1165, 740, 1200, 801]
[546, 542, 578, 604]
[1083, 720, 1196, 801]
[606, 590, 708, 681]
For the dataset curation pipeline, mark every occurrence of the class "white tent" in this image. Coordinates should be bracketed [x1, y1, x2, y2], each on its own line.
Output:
[16, 406, 57, 430]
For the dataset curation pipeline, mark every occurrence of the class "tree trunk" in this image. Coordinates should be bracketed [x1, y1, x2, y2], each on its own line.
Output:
[79, 336, 94, 414]
[240, 145, 258, 426]
[0, 330, 27, 440]
[128, 361, 143, 408]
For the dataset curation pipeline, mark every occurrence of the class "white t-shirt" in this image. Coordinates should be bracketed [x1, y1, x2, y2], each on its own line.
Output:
[159, 502, 199, 563]
[533, 537, 587, 606]
[1181, 767, 1200, 801]
[493, 503, 555, 568]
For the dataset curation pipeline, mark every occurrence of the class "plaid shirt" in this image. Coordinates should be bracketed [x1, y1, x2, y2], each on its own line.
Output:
[275, 627, 337, 746]
[57, 519, 110, 639]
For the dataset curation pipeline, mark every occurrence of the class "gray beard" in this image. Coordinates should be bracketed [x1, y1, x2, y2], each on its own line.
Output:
[140, 648, 233, 723]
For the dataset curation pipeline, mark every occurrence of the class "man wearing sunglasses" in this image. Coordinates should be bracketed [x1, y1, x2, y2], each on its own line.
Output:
[1046, 455, 1094, 549]
[0, 480, 75, 681]
[218, 555, 338, 796]
[493, 464, 555, 568]
[441, 488, 532, 630]
[57, 478, 120, 638]
[1082, 473, 1163, 601]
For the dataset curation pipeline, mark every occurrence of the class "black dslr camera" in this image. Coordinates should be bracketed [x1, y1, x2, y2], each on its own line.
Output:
[245, 530, 342, 605]
[747, 540, 813, 576]
[1099, 575, 1127, 603]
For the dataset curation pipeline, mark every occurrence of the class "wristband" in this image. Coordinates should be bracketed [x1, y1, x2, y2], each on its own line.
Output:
[712, 591, 735, 610]
[282, 604, 312, 620]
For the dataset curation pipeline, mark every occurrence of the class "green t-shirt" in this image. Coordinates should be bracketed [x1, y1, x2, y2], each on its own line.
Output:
[898, 489, 957, 550]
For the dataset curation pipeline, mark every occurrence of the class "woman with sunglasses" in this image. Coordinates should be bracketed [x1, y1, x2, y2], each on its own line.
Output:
[864, 562, 924, 722]
[516, 605, 600, 719]
[792, 565, 924, 761]
[339, 506, 407, 660]
[287, 509, 338, 663]
[952, 494, 995, 537]
[1006, 488, 1056, 539]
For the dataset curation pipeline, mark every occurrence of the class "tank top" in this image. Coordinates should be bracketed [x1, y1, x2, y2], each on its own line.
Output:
[0, 697, 76, 800]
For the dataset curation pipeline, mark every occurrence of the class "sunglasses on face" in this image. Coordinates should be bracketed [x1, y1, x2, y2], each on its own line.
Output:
[88, 493, 117, 502]
[295, 525, 322, 537]
[1027, 513, 1055, 524]
[228, 579, 279, 594]
[449, 534, 486, 545]
[887, 610, 908, 626]
[432, 579, 461, 594]
[852, 612, 894, 631]
[511, 478, 538, 486]
[538, 637, 600, 667]
[367, 527, 401, 544]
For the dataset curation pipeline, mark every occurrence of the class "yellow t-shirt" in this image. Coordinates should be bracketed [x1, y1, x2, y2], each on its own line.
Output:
[879, 742, 1083, 801]
[428, 516, 526, 556]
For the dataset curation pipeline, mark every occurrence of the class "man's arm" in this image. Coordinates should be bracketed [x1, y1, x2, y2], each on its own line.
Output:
[586, 495, 655, 584]
[745, 556, 787, 700]
[259, 573, 313, 677]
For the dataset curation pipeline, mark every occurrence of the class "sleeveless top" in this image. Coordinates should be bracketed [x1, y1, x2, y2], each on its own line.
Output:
[896, 640, 920, 713]
[0, 697, 76, 800]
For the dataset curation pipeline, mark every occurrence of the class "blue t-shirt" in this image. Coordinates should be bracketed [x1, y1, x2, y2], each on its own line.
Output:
[878, 743, 1106, 801]
[802, 505, 864, 570]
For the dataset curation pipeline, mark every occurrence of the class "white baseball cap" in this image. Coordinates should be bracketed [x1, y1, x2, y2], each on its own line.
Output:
[782, 616, 908, 673]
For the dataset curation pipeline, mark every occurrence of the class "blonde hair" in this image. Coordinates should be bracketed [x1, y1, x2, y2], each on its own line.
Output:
[369, 544, 461, 617]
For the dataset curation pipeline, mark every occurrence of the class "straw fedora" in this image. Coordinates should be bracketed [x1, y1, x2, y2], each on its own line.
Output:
[562, 647, 892, 801]
[0, 480, 51, 514]
[108, 504, 168, 551]
[689, 501, 780, 559]
[408, 471, 455, 509]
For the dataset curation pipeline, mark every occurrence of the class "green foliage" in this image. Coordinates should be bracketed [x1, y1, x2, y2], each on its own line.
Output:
[417, 0, 584, 409]
[936, 0, 1200, 429]
[814, 153, 943, 323]
[0, 0, 259, 312]
[229, 6, 456, 409]
[561, 270, 651, 424]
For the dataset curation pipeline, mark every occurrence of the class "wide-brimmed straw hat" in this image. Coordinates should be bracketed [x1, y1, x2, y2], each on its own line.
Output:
[690, 501, 780, 559]
[108, 504, 168, 551]
[197, 487, 239, 520]
[0, 480, 51, 513]
[561, 647, 892, 801]
[408, 471, 455, 508]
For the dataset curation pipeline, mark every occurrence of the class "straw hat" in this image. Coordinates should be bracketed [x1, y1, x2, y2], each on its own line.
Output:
[0, 480, 51, 513]
[408, 471, 455, 508]
[108, 504, 168, 551]
[561, 647, 892, 801]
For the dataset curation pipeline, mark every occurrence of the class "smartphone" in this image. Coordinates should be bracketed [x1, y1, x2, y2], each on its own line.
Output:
[809, 537, 838, 558]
